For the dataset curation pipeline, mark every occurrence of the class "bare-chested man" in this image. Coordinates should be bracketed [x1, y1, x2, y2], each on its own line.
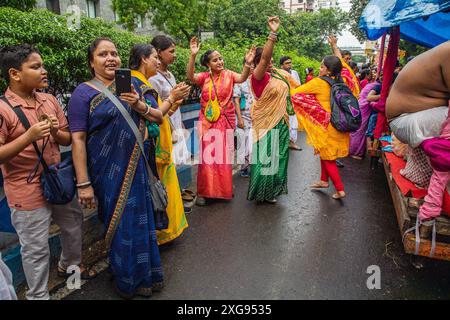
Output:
[386, 41, 450, 148]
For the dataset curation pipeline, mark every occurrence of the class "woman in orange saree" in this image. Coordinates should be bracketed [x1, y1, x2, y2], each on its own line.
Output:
[187, 38, 256, 206]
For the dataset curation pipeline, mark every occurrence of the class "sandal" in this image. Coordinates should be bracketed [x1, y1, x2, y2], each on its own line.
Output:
[152, 282, 164, 292]
[136, 287, 153, 298]
[332, 191, 346, 200]
[57, 264, 98, 280]
[309, 181, 329, 189]
[196, 197, 207, 206]
[181, 189, 196, 202]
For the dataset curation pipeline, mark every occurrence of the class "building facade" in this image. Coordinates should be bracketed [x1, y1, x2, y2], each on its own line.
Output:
[35, 0, 156, 35]
[281, 0, 339, 13]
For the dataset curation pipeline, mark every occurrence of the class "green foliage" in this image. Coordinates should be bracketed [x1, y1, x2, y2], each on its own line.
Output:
[169, 40, 320, 85]
[113, 0, 218, 42]
[0, 7, 148, 103]
[273, 51, 321, 83]
[0, 0, 35, 11]
[352, 55, 366, 64]
[113, 0, 349, 61]
[284, 9, 350, 61]
[209, 0, 286, 42]
[399, 40, 428, 62]
[0, 6, 323, 103]
[349, 0, 369, 43]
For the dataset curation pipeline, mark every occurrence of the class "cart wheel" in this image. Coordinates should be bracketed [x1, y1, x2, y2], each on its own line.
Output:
[410, 255, 426, 269]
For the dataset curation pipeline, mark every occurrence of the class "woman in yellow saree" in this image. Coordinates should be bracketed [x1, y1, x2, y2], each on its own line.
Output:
[129, 43, 191, 245]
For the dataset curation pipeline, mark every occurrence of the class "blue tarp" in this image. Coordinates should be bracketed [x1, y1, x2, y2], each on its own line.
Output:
[359, 0, 450, 47]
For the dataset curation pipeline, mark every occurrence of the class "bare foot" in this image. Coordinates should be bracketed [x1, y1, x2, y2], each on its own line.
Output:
[351, 155, 363, 160]
[310, 181, 329, 189]
[332, 191, 346, 199]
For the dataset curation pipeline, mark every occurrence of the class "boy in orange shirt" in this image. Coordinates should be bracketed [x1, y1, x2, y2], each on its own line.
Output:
[0, 44, 92, 299]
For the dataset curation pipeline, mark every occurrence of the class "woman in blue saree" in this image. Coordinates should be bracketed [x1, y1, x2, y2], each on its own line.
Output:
[68, 38, 164, 299]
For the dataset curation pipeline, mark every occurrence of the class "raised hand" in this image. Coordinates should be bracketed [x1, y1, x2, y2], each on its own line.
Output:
[268, 16, 280, 33]
[190, 37, 201, 56]
[328, 35, 337, 47]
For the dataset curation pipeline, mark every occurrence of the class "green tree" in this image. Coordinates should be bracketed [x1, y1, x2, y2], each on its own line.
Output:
[0, 0, 36, 11]
[209, 0, 287, 42]
[112, 0, 219, 43]
[349, 0, 369, 43]
[0, 7, 148, 103]
[284, 9, 350, 60]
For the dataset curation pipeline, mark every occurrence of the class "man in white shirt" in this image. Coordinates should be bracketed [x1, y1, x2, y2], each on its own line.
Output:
[280, 56, 302, 151]
[233, 80, 254, 177]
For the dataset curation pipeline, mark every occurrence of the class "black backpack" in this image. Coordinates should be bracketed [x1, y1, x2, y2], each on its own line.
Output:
[319, 76, 361, 132]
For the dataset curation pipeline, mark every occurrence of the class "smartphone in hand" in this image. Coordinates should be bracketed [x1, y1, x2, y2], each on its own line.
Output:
[115, 68, 131, 95]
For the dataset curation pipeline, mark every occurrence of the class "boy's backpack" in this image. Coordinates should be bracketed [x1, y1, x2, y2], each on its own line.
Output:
[319, 76, 361, 132]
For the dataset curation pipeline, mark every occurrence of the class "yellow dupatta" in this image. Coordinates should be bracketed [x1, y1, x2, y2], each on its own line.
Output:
[131, 70, 188, 244]
[250, 74, 289, 143]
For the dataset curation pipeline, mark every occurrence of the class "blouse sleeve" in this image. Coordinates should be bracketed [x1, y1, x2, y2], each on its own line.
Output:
[68, 85, 91, 133]
[291, 78, 322, 96]
[195, 72, 209, 87]
[148, 75, 163, 95]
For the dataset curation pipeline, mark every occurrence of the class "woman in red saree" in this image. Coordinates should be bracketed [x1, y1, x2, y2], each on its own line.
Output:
[187, 38, 256, 205]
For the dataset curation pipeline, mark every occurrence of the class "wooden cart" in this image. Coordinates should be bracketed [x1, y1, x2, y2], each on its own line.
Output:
[381, 150, 450, 261]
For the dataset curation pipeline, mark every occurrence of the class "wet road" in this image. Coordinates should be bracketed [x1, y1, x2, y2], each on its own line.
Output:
[65, 133, 450, 300]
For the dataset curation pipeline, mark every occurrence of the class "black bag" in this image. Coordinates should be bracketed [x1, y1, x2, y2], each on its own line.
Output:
[319, 76, 361, 132]
[0, 96, 75, 205]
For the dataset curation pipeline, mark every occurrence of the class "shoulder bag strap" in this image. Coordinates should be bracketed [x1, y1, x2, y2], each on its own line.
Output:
[158, 71, 175, 89]
[0, 96, 49, 172]
[318, 76, 335, 87]
[209, 73, 233, 128]
[89, 80, 157, 182]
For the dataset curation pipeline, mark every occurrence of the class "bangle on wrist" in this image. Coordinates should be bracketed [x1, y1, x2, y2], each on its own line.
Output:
[76, 181, 91, 188]
[166, 97, 174, 106]
[142, 106, 151, 116]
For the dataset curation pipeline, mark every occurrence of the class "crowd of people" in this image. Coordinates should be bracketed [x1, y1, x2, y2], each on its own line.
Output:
[0, 14, 448, 300]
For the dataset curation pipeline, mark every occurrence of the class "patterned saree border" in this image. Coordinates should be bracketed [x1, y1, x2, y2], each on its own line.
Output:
[104, 120, 145, 249]
[89, 82, 116, 114]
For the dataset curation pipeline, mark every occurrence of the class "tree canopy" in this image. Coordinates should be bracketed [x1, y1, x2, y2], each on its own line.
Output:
[349, 0, 369, 43]
[0, 0, 36, 11]
[113, 0, 349, 61]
